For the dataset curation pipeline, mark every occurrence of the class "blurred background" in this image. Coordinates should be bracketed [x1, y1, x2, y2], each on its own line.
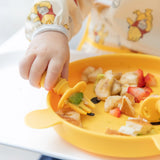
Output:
[0, 0, 32, 44]
[0, 1, 43, 159]
[0, 0, 85, 49]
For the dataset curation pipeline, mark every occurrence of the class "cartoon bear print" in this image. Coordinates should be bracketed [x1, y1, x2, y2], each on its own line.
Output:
[127, 9, 153, 42]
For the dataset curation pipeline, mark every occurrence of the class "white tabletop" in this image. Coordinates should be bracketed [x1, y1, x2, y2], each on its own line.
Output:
[0, 28, 160, 160]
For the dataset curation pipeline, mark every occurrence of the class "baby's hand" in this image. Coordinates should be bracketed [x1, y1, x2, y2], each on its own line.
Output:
[19, 31, 70, 90]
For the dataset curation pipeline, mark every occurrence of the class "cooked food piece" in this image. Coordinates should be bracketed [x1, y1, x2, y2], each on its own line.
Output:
[118, 117, 152, 136]
[81, 66, 95, 82]
[120, 71, 138, 86]
[106, 117, 152, 136]
[95, 70, 114, 100]
[81, 66, 103, 83]
[104, 70, 113, 78]
[105, 128, 129, 136]
[95, 70, 123, 98]
[57, 110, 82, 127]
[120, 84, 130, 95]
[104, 96, 122, 112]
[88, 67, 103, 83]
[64, 111, 81, 120]
[95, 78, 113, 100]
[125, 93, 135, 105]
[120, 69, 147, 87]
[104, 93, 135, 117]
[113, 72, 122, 80]
[119, 95, 135, 117]
[111, 79, 122, 95]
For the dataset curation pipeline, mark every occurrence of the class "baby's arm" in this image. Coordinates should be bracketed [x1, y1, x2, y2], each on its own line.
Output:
[19, 0, 93, 90]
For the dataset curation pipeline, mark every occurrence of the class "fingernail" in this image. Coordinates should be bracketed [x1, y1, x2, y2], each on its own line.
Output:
[45, 84, 51, 91]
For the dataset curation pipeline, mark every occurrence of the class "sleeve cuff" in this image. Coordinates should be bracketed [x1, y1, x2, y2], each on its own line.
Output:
[32, 24, 71, 40]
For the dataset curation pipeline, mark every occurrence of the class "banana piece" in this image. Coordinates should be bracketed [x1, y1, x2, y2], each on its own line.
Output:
[95, 70, 114, 100]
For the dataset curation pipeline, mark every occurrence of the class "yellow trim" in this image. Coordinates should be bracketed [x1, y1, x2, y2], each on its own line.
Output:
[86, 37, 131, 53]
[77, 14, 131, 53]
[77, 15, 91, 51]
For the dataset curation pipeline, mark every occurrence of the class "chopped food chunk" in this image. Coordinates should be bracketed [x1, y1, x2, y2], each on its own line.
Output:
[136, 69, 145, 87]
[58, 111, 82, 127]
[127, 86, 152, 103]
[81, 66, 103, 83]
[111, 79, 122, 95]
[104, 96, 122, 112]
[109, 107, 121, 118]
[95, 77, 114, 100]
[144, 73, 157, 87]
[120, 71, 138, 86]
[105, 128, 129, 136]
[120, 84, 130, 96]
[118, 117, 152, 136]
[119, 95, 135, 117]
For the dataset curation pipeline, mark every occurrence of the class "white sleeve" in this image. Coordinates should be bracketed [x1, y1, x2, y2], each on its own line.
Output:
[25, 0, 93, 41]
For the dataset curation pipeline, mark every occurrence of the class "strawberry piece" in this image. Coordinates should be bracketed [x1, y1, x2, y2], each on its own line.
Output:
[110, 108, 121, 118]
[135, 69, 145, 87]
[144, 73, 157, 87]
[127, 86, 152, 103]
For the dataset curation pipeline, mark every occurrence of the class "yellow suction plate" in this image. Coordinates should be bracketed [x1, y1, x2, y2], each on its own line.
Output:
[25, 54, 160, 158]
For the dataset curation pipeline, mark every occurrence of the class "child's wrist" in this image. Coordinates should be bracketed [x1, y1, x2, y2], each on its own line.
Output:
[32, 24, 70, 41]
[33, 30, 68, 43]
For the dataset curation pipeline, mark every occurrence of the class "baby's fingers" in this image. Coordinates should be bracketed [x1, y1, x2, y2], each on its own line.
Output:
[29, 56, 49, 88]
[19, 54, 36, 79]
[61, 61, 69, 80]
[44, 58, 63, 90]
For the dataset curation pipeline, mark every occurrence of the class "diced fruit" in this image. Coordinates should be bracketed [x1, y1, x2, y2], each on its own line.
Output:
[95, 78, 114, 100]
[68, 92, 84, 105]
[127, 86, 152, 103]
[144, 73, 157, 87]
[136, 69, 145, 87]
[109, 107, 121, 118]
